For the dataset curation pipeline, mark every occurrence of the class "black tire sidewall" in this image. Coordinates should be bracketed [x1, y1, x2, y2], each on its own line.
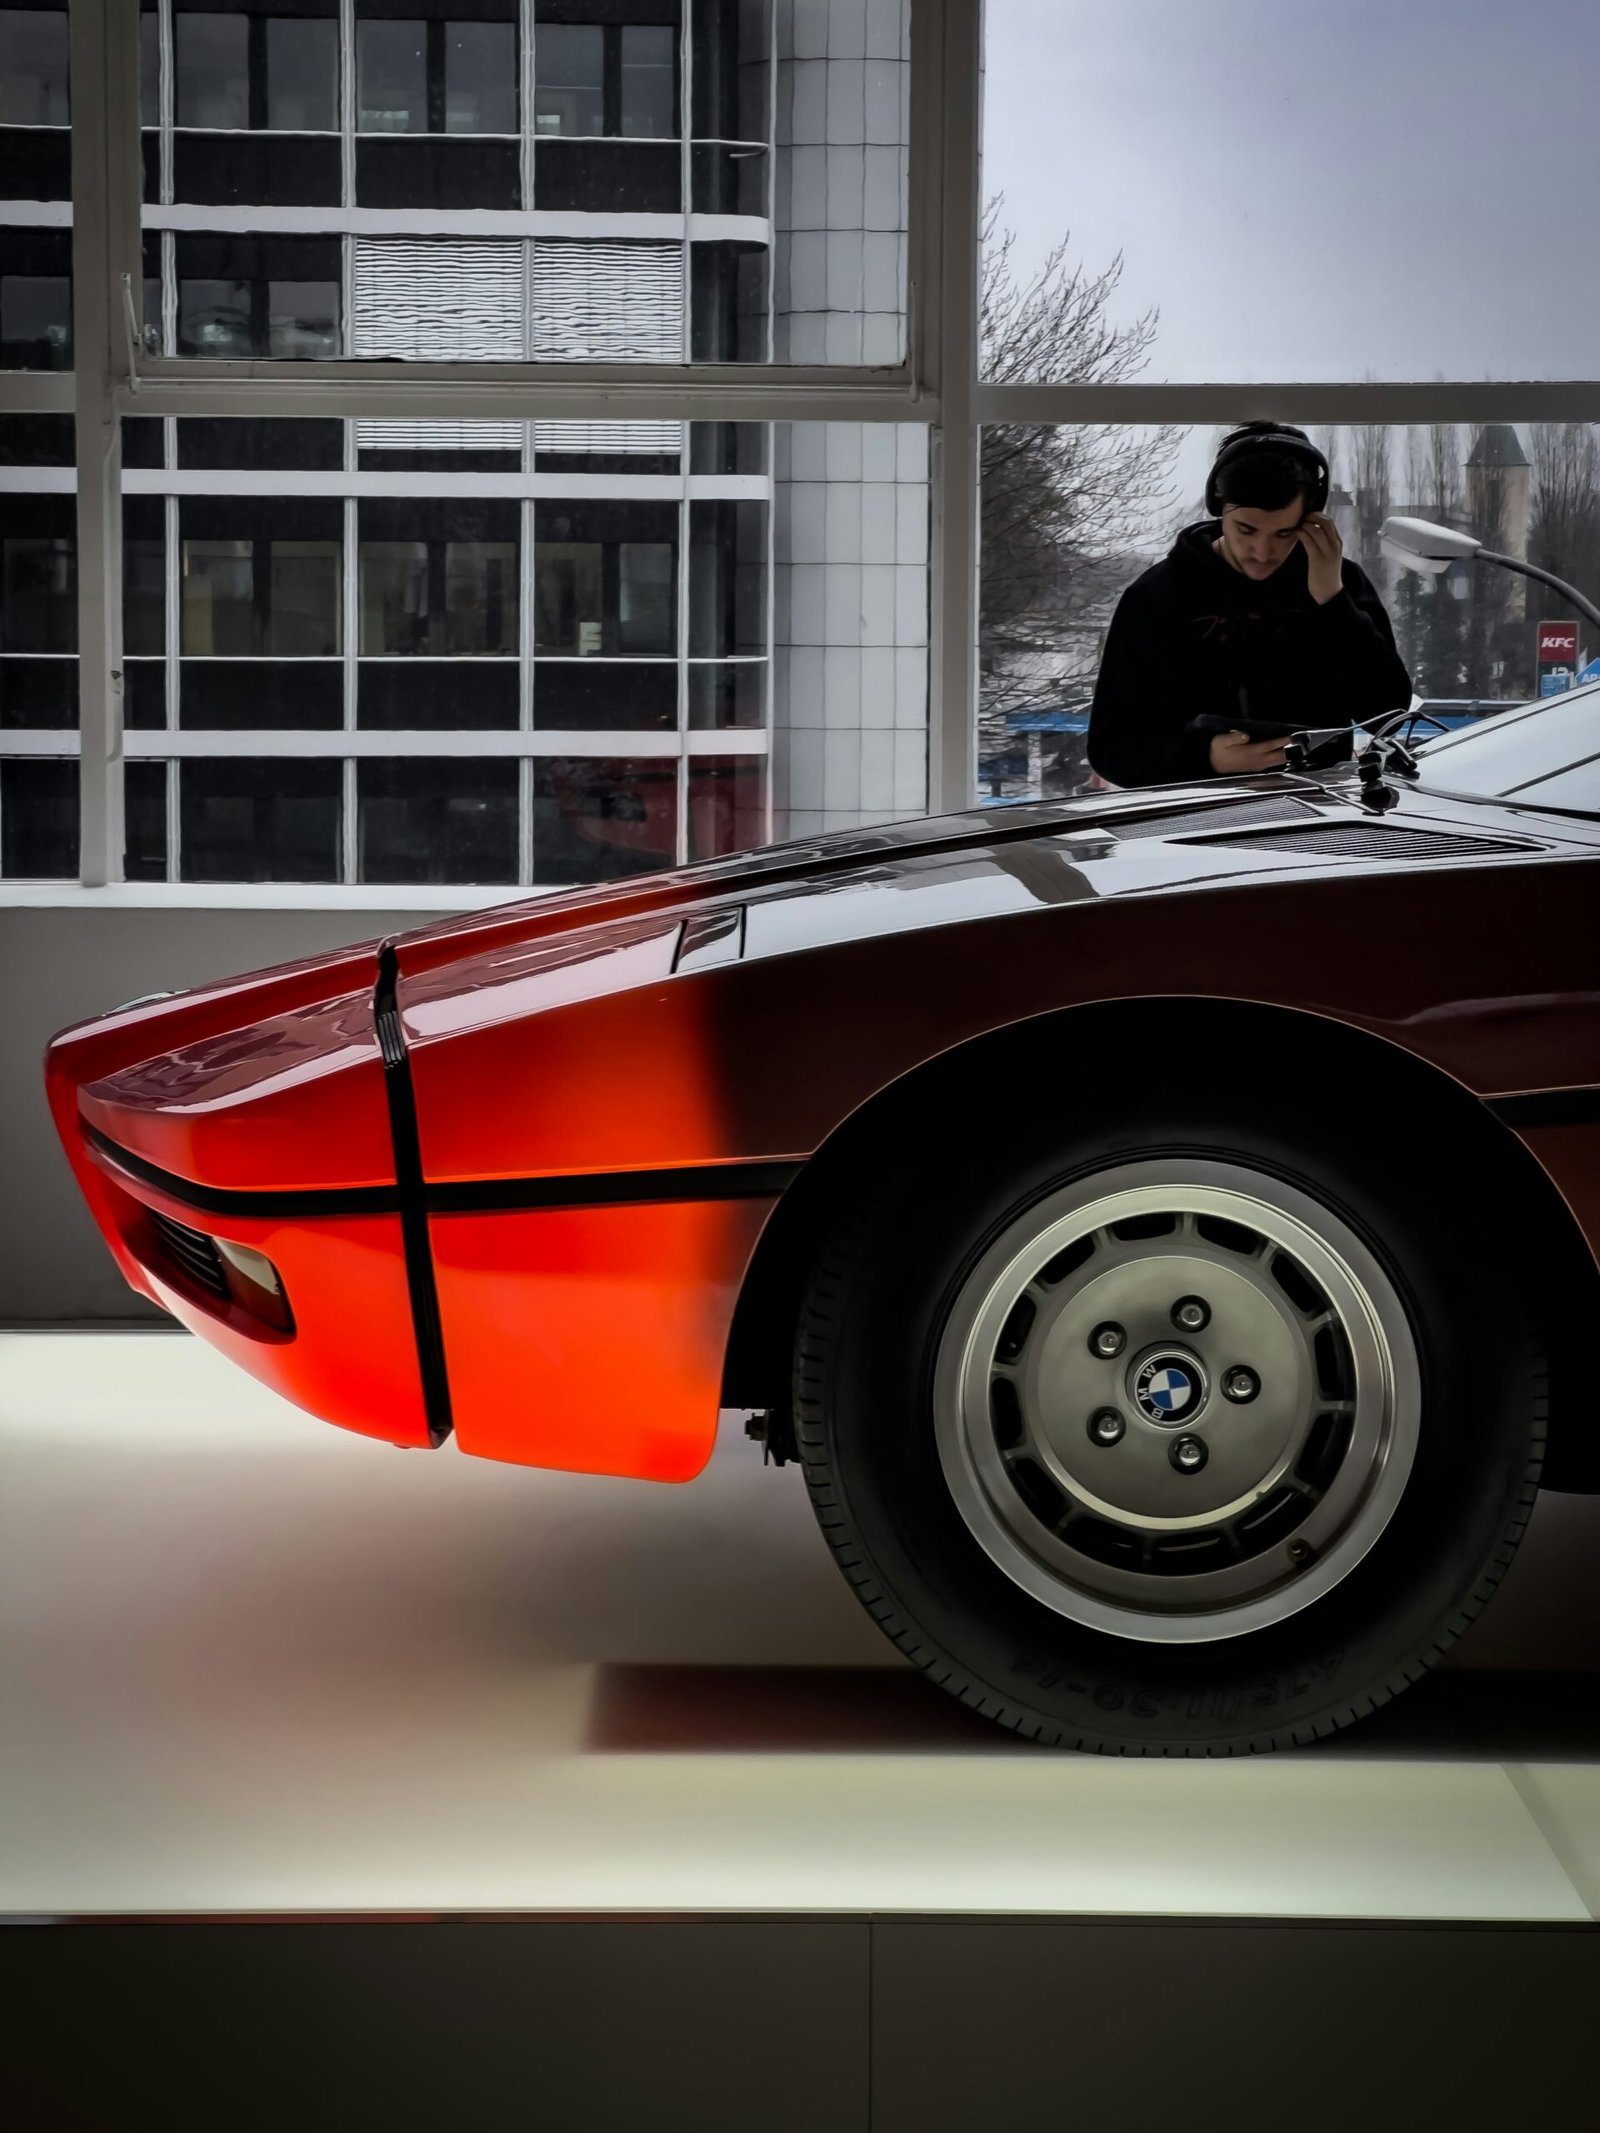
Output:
[796, 1097, 1544, 1753]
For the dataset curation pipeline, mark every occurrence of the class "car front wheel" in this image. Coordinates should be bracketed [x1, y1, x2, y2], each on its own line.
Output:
[793, 1090, 1545, 1754]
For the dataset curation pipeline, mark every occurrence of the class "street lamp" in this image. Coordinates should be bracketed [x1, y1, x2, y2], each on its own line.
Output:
[1378, 515, 1600, 638]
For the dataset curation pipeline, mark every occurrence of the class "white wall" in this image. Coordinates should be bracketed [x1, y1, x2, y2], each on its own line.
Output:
[0, 896, 486, 1322]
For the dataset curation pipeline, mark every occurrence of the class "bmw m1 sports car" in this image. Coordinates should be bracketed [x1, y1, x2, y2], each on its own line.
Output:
[46, 697, 1600, 1755]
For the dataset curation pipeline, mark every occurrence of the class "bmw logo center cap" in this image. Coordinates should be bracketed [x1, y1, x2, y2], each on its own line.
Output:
[1134, 1354, 1206, 1426]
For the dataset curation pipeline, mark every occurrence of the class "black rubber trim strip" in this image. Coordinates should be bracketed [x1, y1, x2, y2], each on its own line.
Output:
[82, 1123, 401, 1220]
[426, 1161, 803, 1214]
[87, 1123, 803, 1221]
[374, 942, 454, 1447]
[1486, 1087, 1600, 1130]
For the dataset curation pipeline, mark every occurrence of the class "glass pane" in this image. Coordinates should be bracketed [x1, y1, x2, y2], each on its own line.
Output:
[620, 26, 676, 138]
[0, 272, 71, 369]
[267, 280, 339, 358]
[179, 758, 341, 882]
[443, 541, 518, 653]
[619, 543, 675, 653]
[533, 755, 678, 882]
[975, 418, 1600, 804]
[178, 278, 252, 358]
[180, 660, 343, 730]
[534, 24, 603, 137]
[361, 541, 430, 654]
[176, 12, 249, 130]
[983, 1, 1600, 384]
[357, 19, 426, 133]
[445, 22, 516, 136]
[267, 542, 342, 655]
[533, 660, 677, 732]
[359, 661, 519, 730]
[0, 655, 76, 728]
[125, 759, 167, 882]
[688, 756, 764, 859]
[357, 758, 519, 884]
[688, 659, 766, 729]
[180, 536, 340, 656]
[1, 758, 76, 877]
[123, 528, 165, 657]
[690, 498, 767, 657]
[1, 534, 75, 651]
[266, 17, 338, 133]
[0, 8, 70, 126]
[180, 538, 255, 654]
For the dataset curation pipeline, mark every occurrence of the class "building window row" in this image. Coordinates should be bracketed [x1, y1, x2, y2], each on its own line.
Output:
[0, 751, 765, 886]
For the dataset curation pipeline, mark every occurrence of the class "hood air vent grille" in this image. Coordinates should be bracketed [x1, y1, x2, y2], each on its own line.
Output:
[1110, 797, 1315, 840]
[1205, 825, 1535, 861]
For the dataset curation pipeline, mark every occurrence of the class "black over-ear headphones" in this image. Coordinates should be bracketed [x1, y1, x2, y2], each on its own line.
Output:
[1205, 426, 1330, 516]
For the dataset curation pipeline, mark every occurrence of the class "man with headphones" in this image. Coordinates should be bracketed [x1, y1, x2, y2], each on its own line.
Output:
[1087, 422, 1411, 787]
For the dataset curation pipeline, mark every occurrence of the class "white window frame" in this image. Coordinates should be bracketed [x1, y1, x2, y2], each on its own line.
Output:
[4, 0, 1600, 887]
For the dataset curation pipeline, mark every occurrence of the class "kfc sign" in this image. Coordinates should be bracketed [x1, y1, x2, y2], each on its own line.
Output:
[1537, 620, 1580, 664]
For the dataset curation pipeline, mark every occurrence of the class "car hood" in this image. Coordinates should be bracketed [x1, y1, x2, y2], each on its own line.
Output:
[394, 771, 1595, 982]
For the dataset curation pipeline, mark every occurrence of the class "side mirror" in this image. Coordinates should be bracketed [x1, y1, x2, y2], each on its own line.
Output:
[1284, 726, 1355, 772]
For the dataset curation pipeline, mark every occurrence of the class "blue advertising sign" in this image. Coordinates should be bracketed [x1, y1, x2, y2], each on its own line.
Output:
[1576, 658, 1600, 687]
[1540, 670, 1573, 697]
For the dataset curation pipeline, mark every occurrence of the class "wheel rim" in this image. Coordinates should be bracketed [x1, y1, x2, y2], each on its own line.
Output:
[932, 1159, 1422, 1645]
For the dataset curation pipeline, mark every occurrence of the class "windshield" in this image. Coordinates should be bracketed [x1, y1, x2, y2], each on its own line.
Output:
[1411, 683, 1600, 814]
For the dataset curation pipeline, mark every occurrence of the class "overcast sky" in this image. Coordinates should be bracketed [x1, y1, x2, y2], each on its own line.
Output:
[982, 0, 1600, 526]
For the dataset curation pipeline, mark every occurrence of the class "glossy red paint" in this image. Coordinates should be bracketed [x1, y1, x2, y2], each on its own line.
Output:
[432, 1199, 774, 1477]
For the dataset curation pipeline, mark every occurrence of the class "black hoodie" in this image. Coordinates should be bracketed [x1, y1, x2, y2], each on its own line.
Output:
[1087, 520, 1412, 787]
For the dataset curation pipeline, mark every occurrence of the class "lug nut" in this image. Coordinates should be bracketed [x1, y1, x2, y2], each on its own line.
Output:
[1091, 1322, 1127, 1359]
[1170, 1435, 1207, 1474]
[1223, 1366, 1260, 1403]
[1088, 1409, 1125, 1447]
[1172, 1296, 1210, 1332]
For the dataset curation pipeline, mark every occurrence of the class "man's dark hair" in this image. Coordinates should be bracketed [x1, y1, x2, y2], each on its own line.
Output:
[1207, 421, 1329, 514]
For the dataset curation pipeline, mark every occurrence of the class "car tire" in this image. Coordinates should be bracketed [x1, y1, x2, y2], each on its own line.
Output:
[792, 1078, 1546, 1755]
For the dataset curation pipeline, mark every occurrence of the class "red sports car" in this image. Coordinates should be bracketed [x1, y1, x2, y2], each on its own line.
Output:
[46, 702, 1600, 1754]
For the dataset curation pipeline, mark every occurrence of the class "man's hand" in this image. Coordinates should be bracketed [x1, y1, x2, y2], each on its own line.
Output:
[1296, 511, 1345, 604]
[1209, 730, 1288, 776]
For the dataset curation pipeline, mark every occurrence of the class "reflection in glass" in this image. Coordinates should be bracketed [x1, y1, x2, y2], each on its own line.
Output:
[181, 538, 341, 656]
[688, 659, 766, 729]
[266, 17, 338, 132]
[2, 536, 75, 652]
[0, 8, 70, 126]
[1, 759, 76, 878]
[176, 13, 249, 129]
[178, 278, 252, 357]
[689, 756, 763, 860]
[0, 274, 71, 368]
[360, 539, 518, 655]
[534, 756, 678, 882]
[180, 758, 341, 882]
[125, 760, 167, 883]
[267, 280, 339, 358]
[358, 758, 518, 884]
[620, 26, 675, 137]
[619, 543, 675, 653]
[534, 542, 602, 654]
[123, 537, 165, 657]
[445, 22, 516, 134]
[358, 19, 426, 132]
[535, 24, 603, 136]
[533, 660, 677, 731]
